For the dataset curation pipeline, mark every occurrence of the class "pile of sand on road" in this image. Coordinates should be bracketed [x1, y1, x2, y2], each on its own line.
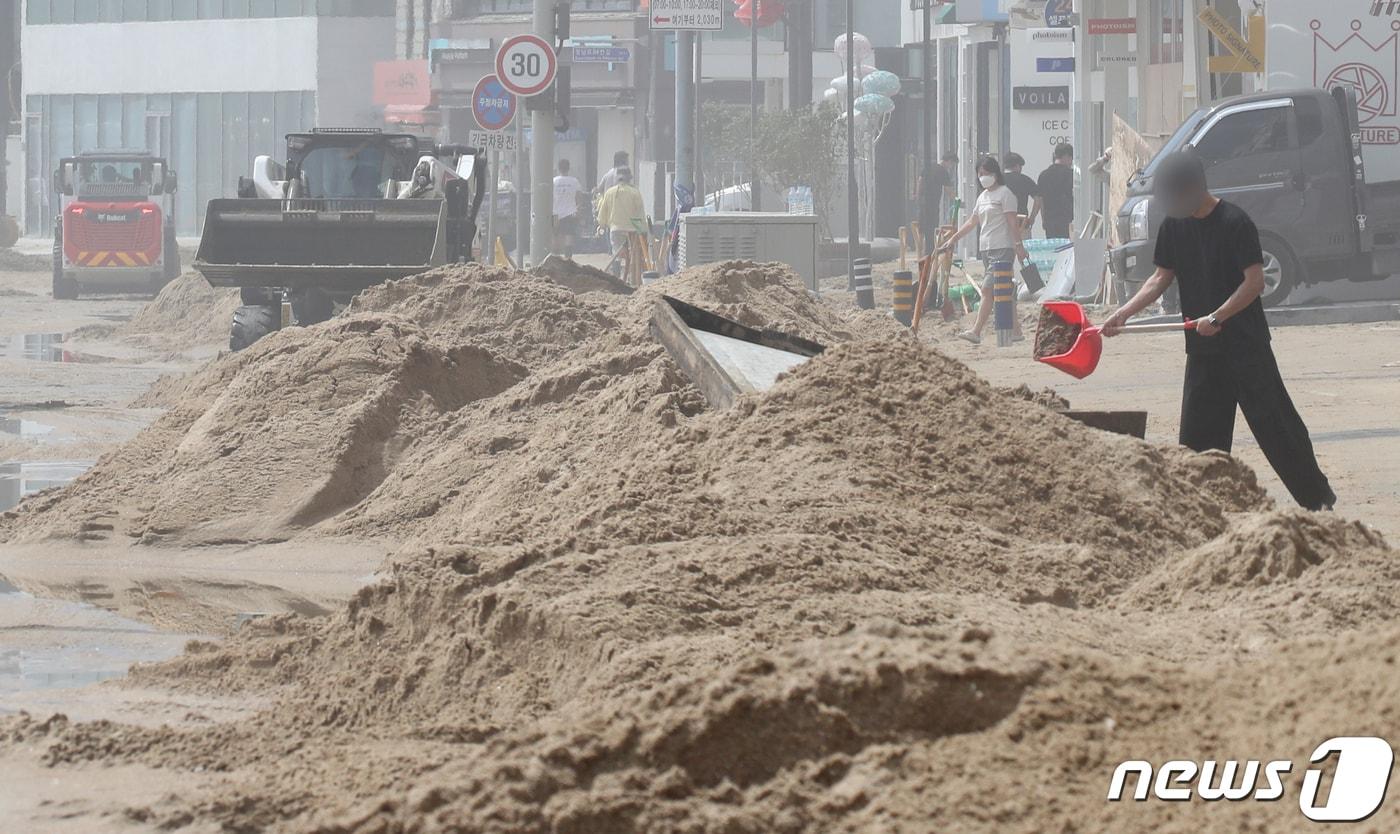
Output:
[115, 271, 240, 351]
[5, 259, 1399, 834]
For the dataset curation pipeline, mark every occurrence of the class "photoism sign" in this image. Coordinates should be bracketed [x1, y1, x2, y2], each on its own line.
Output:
[648, 0, 723, 31]
[495, 34, 558, 97]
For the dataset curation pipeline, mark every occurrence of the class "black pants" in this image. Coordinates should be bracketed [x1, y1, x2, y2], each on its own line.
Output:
[1180, 341, 1335, 510]
[1044, 221, 1071, 239]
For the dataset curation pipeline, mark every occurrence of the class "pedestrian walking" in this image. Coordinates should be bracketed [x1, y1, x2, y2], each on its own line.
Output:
[936, 155, 1028, 344]
[595, 150, 629, 200]
[1102, 151, 1335, 511]
[916, 151, 958, 253]
[552, 159, 583, 259]
[1033, 143, 1075, 239]
[596, 166, 647, 274]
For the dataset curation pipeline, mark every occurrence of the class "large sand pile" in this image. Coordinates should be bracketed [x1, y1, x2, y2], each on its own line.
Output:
[3, 260, 1397, 833]
[115, 271, 240, 350]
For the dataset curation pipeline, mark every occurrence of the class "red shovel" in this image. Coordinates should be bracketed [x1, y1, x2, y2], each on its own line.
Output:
[1035, 301, 1197, 379]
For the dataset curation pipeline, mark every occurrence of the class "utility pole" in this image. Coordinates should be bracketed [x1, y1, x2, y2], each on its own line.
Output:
[676, 31, 695, 193]
[920, 0, 935, 257]
[529, 0, 557, 267]
[750, 0, 762, 211]
[846, 0, 858, 289]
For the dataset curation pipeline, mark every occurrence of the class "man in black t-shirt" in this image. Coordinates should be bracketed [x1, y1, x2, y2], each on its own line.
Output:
[1102, 152, 1334, 511]
[917, 152, 957, 254]
[1034, 143, 1075, 239]
[1002, 152, 1039, 227]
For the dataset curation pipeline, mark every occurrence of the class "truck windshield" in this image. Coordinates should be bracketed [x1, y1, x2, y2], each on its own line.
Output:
[1142, 108, 1210, 177]
[300, 143, 394, 199]
[79, 159, 152, 186]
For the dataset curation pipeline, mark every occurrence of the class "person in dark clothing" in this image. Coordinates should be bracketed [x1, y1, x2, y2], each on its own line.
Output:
[1102, 151, 1335, 511]
[1034, 143, 1075, 239]
[1002, 152, 1039, 227]
[916, 152, 958, 254]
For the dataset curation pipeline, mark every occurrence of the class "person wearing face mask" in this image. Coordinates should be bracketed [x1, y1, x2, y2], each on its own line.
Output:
[1102, 151, 1334, 511]
[936, 156, 1028, 344]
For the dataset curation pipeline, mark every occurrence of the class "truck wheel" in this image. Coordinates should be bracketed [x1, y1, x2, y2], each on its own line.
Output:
[230, 304, 280, 352]
[163, 225, 181, 283]
[290, 288, 334, 326]
[1259, 235, 1301, 308]
[52, 226, 78, 300]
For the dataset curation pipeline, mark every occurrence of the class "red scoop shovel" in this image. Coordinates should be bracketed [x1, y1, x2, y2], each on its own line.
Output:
[1034, 301, 1197, 379]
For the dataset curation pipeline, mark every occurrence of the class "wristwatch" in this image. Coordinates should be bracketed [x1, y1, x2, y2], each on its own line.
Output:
[1206, 314, 1222, 327]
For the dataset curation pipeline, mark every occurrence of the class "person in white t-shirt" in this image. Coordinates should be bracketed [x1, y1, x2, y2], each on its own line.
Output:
[937, 155, 1029, 344]
[552, 158, 583, 258]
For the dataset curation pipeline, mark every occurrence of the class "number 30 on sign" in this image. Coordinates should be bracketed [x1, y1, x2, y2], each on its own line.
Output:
[495, 35, 558, 98]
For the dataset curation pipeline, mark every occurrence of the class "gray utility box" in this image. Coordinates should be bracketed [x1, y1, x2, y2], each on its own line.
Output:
[679, 213, 820, 292]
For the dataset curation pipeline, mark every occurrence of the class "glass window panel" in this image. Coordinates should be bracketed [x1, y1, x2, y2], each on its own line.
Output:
[223, 92, 250, 200]
[147, 0, 173, 19]
[99, 0, 123, 21]
[172, 0, 197, 18]
[124, 0, 147, 20]
[196, 94, 224, 236]
[173, 94, 199, 234]
[225, 0, 251, 14]
[52, 96, 76, 161]
[51, 0, 77, 23]
[250, 0, 276, 14]
[249, 93, 276, 163]
[197, 0, 221, 17]
[75, 95, 100, 154]
[74, 0, 100, 22]
[123, 95, 148, 151]
[99, 96, 123, 148]
[28, 1, 52, 25]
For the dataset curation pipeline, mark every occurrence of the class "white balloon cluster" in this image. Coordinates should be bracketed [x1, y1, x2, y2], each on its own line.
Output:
[825, 34, 900, 134]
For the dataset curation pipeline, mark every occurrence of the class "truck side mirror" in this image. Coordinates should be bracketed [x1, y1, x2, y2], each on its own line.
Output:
[165, 171, 178, 194]
[53, 166, 74, 196]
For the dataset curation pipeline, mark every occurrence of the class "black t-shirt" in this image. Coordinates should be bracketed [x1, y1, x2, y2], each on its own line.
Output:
[922, 164, 952, 219]
[1004, 171, 1038, 215]
[1037, 163, 1074, 226]
[1153, 199, 1270, 355]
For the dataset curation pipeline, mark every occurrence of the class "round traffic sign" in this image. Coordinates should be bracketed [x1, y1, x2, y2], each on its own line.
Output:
[472, 74, 518, 132]
[496, 34, 557, 98]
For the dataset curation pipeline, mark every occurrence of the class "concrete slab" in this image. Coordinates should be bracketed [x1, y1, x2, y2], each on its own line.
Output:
[1265, 302, 1400, 328]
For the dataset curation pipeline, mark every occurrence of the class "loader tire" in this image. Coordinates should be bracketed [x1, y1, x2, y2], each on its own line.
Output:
[230, 304, 280, 352]
[291, 288, 334, 326]
[52, 225, 78, 300]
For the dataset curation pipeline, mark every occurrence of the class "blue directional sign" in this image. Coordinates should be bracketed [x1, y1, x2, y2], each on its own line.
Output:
[472, 75, 518, 132]
[1037, 57, 1076, 73]
[1045, 0, 1074, 27]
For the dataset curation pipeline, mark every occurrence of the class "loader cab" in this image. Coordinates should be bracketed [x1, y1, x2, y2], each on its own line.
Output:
[285, 129, 422, 200]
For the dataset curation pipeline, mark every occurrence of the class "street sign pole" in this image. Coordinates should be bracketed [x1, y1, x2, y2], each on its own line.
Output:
[530, 0, 557, 268]
[677, 30, 695, 195]
[846, 0, 858, 292]
[920, 0, 935, 258]
[750, 0, 761, 212]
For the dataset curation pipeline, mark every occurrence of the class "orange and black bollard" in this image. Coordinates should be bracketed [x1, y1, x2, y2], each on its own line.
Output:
[892, 269, 914, 326]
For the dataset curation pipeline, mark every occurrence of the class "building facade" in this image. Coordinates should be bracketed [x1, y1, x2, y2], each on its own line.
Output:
[20, 0, 394, 237]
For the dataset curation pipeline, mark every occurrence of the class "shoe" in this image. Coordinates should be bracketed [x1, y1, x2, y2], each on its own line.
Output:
[957, 331, 981, 344]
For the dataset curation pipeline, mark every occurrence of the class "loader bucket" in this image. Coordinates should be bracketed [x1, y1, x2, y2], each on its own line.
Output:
[194, 198, 447, 292]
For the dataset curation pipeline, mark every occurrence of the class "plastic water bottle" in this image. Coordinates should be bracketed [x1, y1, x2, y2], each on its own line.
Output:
[801, 186, 814, 215]
[787, 187, 799, 214]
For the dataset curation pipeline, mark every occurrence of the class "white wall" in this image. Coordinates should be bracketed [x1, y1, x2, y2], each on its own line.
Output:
[316, 16, 396, 127]
[1008, 26, 1075, 177]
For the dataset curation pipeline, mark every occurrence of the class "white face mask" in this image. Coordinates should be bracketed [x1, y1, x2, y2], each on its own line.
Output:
[979, 175, 997, 189]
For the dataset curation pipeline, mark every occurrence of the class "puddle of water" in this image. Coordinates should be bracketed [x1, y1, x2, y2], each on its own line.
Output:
[0, 417, 56, 439]
[0, 333, 97, 364]
[0, 588, 195, 699]
[0, 461, 94, 512]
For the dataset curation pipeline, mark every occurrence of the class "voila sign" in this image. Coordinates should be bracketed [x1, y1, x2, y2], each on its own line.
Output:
[1013, 85, 1070, 110]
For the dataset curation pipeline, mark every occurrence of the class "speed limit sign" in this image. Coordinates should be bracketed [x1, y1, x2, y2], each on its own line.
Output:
[496, 34, 557, 97]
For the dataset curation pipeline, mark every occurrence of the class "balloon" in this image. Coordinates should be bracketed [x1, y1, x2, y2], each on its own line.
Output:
[833, 32, 874, 63]
[823, 87, 839, 103]
[862, 70, 901, 97]
[854, 93, 895, 116]
[829, 75, 850, 95]
[855, 63, 877, 79]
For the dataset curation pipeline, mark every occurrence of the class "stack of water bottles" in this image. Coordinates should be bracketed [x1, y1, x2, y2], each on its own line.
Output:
[786, 186, 815, 215]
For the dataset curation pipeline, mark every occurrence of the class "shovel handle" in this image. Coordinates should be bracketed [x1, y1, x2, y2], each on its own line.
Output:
[1092, 319, 1197, 335]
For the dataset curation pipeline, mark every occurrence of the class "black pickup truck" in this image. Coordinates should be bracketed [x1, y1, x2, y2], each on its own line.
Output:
[1111, 86, 1400, 308]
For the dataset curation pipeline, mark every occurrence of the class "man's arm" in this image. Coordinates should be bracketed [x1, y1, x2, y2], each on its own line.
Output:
[1028, 195, 1042, 230]
[1195, 262, 1265, 337]
[1102, 266, 1176, 336]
